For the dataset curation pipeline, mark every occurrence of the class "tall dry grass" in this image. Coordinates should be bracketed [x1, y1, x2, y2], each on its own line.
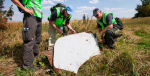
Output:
[0, 17, 150, 76]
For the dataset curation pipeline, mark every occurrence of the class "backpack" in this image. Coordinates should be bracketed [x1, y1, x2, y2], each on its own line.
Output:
[50, 3, 66, 17]
[17, 0, 28, 13]
[115, 17, 123, 30]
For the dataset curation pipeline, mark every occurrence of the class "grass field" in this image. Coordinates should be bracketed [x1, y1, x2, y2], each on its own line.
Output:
[0, 17, 150, 76]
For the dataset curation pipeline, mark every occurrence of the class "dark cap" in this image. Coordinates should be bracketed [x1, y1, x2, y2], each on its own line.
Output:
[93, 8, 100, 16]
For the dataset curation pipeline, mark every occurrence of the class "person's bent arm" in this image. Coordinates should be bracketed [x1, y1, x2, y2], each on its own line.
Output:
[99, 28, 106, 43]
[100, 14, 113, 34]
[49, 20, 63, 34]
[101, 24, 113, 34]
[11, 0, 34, 15]
[66, 23, 76, 34]
[99, 28, 103, 39]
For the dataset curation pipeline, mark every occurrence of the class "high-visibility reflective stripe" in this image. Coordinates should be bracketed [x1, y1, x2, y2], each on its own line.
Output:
[97, 12, 117, 29]
[99, 23, 103, 25]
[103, 13, 107, 25]
[26, 7, 41, 14]
[33, 0, 42, 18]
[26, 0, 42, 18]
[56, 7, 60, 17]
[97, 20, 105, 29]
[68, 15, 71, 19]
[103, 12, 117, 25]
[48, 7, 72, 27]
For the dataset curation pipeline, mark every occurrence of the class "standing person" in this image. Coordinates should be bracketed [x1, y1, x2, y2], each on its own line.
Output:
[93, 8, 123, 49]
[83, 14, 86, 23]
[11, 0, 43, 70]
[47, 4, 76, 51]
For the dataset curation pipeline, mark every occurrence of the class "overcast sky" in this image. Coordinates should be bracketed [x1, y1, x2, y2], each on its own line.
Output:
[4, 0, 141, 22]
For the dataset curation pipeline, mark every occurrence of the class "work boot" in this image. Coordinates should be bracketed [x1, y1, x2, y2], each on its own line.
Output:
[105, 45, 114, 50]
[22, 64, 33, 71]
[109, 46, 114, 49]
[114, 38, 117, 42]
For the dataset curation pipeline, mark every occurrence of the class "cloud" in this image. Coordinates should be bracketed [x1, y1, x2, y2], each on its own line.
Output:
[109, 0, 123, 1]
[75, 10, 83, 12]
[119, 9, 136, 13]
[116, 0, 123, 1]
[79, 13, 88, 15]
[42, 6, 52, 10]
[42, 0, 67, 5]
[77, 6, 96, 10]
[104, 7, 124, 11]
[89, 0, 99, 4]
[53, 0, 64, 2]
[113, 9, 137, 18]
[42, 0, 54, 5]
[72, 12, 89, 20]
[52, 0, 68, 2]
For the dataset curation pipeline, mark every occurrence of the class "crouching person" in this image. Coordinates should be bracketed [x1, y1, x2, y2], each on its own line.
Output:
[93, 8, 123, 49]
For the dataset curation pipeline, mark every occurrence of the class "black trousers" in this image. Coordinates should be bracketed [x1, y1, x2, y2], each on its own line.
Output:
[22, 14, 42, 69]
[104, 28, 117, 48]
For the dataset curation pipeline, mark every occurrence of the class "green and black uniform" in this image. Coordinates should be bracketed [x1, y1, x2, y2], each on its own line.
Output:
[47, 7, 72, 36]
[22, 0, 43, 69]
[48, 8, 71, 28]
[97, 12, 120, 49]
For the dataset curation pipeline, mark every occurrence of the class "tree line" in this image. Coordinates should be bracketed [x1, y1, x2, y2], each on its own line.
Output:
[133, 0, 150, 18]
[0, 0, 14, 29]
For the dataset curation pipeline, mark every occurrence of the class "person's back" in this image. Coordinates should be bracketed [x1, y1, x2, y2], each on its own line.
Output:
[11, 0, 43, 70]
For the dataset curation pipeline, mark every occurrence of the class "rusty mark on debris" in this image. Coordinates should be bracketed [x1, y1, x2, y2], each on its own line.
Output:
[44, 47, 76, 75]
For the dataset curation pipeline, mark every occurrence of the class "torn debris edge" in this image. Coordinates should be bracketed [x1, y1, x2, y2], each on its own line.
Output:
[44, 32, 101, 74]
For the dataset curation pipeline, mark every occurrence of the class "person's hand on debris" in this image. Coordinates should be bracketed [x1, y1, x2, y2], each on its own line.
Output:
[71, 29, 76, 34]
[24, 8, 34, 15]
[56, 28, 63, 34]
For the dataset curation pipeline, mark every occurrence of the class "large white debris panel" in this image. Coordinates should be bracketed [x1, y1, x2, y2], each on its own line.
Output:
[53, 32, 100, 74]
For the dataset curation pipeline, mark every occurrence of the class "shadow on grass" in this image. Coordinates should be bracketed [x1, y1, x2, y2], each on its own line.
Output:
[0, 41, 56, 75]
[0, 42, 23, 68]
[98, 42, 105, 51]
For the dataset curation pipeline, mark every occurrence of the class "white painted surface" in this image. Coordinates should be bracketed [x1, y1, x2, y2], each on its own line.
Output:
[54, 32, 100, 73]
